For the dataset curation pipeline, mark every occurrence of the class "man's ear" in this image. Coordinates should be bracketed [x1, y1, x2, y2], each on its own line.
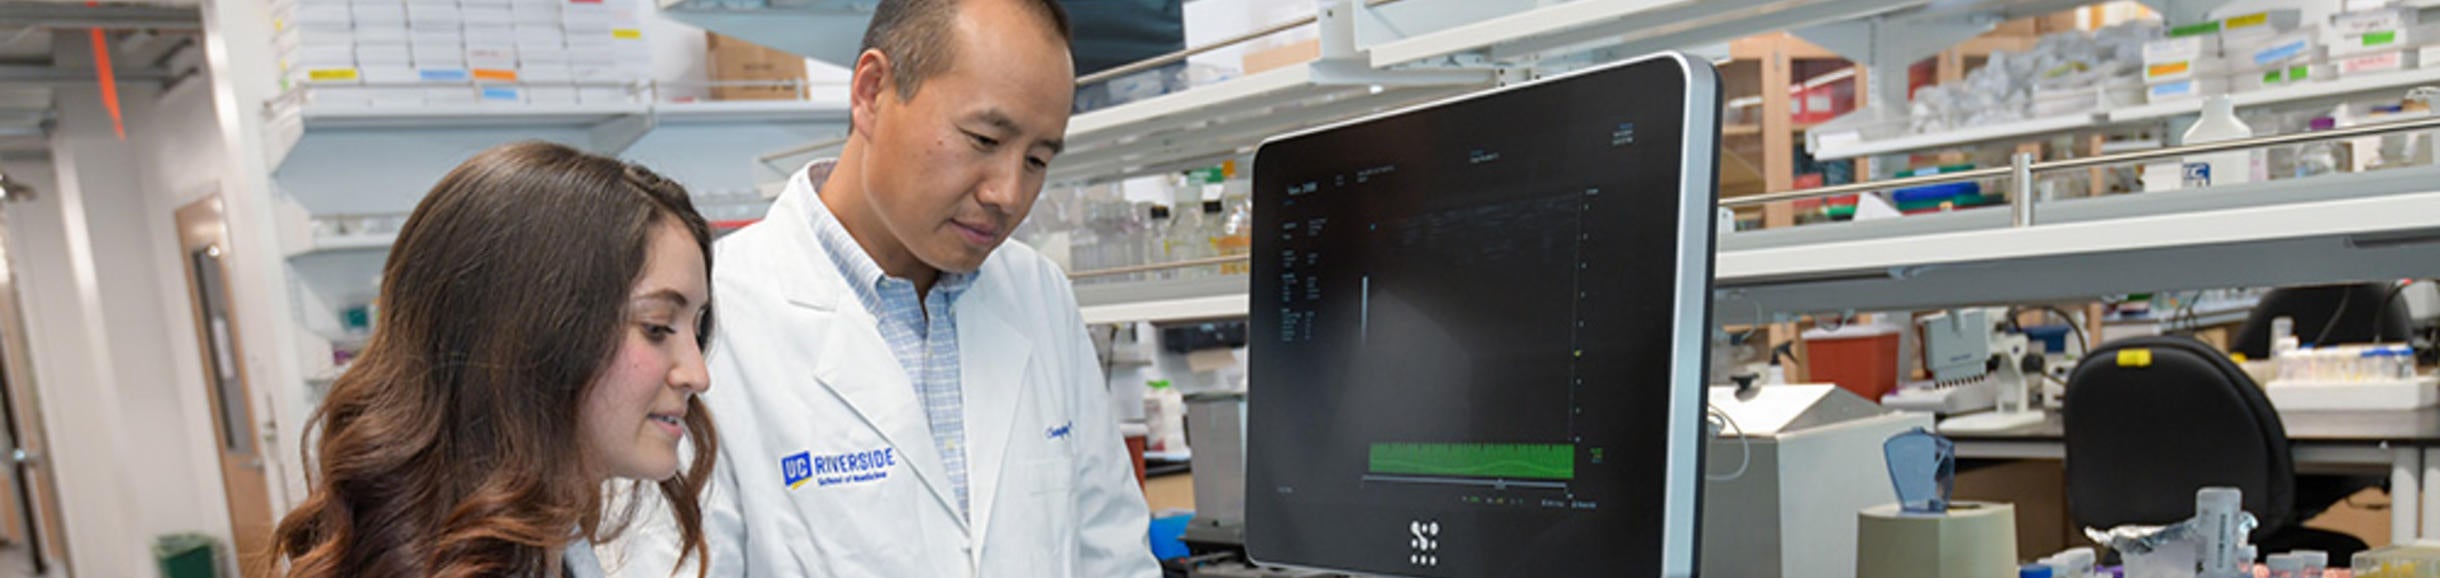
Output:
[849, 48, 892, 138]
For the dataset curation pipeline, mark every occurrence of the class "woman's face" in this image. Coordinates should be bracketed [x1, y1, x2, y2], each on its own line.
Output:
[582, 217, 711, 481]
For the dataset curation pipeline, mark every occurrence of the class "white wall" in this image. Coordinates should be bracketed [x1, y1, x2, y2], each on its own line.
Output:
[0, 36, 242, 577]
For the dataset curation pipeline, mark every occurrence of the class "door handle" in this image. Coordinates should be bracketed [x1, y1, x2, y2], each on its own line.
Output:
[10, 449, 36, 467]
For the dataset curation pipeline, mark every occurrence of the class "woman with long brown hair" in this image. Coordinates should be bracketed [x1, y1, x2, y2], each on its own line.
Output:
[265, 141, 719, 578]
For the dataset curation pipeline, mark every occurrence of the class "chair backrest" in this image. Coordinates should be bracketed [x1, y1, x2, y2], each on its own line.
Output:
[2232, 283, 2414, 360]
[2063, 335, 2295, 536]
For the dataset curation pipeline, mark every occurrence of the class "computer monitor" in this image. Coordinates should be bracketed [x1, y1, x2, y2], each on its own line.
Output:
[1245, 53, 1721, 578]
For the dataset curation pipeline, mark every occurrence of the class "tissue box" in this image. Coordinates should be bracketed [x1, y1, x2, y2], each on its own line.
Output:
[2338, 49, 2418, 78]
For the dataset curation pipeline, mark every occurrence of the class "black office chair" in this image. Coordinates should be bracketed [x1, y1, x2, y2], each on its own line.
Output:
[2064, 335, 2368, 562]
[2232, 283, 2415, 360]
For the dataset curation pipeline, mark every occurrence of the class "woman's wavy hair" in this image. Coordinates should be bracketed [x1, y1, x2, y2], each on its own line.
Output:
[263, 141, 718, 578]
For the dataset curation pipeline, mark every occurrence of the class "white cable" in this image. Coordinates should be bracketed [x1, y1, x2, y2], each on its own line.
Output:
[1705, 404, 1751, 481]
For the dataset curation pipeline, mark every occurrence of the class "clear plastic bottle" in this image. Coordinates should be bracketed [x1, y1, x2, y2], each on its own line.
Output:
[1218, 191, 1253, 275]
[1143, 204, 1173, 281]
[2295, 117, 2350, 178]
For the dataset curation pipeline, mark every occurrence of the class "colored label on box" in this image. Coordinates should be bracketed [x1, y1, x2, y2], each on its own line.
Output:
[472, 68, 518, 81]
[2365, 30, 2399, 47]
[480, 86, 520, 100]
[611, 28, 641, 40]
[419, 68, 469, 81]
[2170, 21, 2222, 37]
[309, 68, 359, 81]
[2254, 40, 2307, 66]
[2226, 13, 2269, 29]
[2147, 61, 2191, 77]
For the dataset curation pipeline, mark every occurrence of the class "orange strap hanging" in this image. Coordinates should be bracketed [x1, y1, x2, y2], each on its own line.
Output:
[87, 2, 123, 140]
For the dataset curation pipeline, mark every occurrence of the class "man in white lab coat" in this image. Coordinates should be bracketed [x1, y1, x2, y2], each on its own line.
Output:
[604, 0, 1160, 576]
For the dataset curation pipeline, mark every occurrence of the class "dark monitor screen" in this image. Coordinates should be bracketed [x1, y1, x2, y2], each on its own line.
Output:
[1245, 54, 1721, 578]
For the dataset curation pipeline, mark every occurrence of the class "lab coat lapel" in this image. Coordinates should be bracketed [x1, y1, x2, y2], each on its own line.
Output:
[957, 285, 1034, 547]
[772, 176, 969, 534]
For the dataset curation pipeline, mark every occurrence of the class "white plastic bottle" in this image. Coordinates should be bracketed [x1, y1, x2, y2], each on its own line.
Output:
[2182, 96, 2260, 189]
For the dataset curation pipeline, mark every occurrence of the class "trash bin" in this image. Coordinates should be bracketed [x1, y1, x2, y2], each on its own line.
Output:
[154, 533, 219, 578]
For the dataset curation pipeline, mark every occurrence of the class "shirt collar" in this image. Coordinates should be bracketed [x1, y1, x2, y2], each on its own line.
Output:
[800, 160, 978, 307]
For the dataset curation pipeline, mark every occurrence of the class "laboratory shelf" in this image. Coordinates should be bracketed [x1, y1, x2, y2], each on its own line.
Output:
[1074, 275, 1249, 326]
[1365, 0, 1924, 68]
[2108, 67, 2440, 124]
[1046, 62, 1492, 186]
[1713, 167, 2440, 323]
[1810, 113, 2101, 160]
[1807, 65, 2440, 161]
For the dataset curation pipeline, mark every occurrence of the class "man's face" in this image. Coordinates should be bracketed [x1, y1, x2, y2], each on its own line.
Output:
[861, 0, 1074, 273]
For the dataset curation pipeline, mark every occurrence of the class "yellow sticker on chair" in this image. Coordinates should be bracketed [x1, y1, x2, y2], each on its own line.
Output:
[2118, 349, 2154, 368]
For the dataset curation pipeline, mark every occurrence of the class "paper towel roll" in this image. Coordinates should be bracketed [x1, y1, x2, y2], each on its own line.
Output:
[1856, 501, 2019, 578]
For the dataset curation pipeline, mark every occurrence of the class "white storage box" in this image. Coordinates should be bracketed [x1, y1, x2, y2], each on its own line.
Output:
[519, 64, 572, 83]
[2144, 36, 2223, 83]
[476, 85, 523, 104]
[513, 25, 563, 48]
[353, 21, 410, 43]
[2265, 376, 2440, 410]
[410, 42, 461, 64]
[415, 66, 470, 82]
[569, 64, 620, 83]
[427, 86, 479, 105]
[351, 2, 404, 26]
[2332, 8, 2420, 57]
[510, 3, 558, 24]
[463, 24, 515, 46]
[405, 3, 461, 27]
[461, 5, 512, 24]
[286, 66, 362, 85]
[2229, 27, 2319, 72]
[277, 26, 357, 51]
[276, 3, 353, 27]
[527, 85, 578, 105]
[359, 65, 418, 83]
[2146, 76, 2228, 102]
[577, 86, 633, 104]
[354, 43, 412, 66]
[519, 47, 571, 65]
[302, 85, 372, 106]
[279, 44, 356, 68]
[2338, 49, 2418, 78]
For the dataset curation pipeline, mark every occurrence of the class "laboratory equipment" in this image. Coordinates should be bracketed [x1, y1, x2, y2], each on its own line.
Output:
[1700, 385, 1927, 578]
[1855, 501, 2018, 578]
[1246, 52, 1720, 578]
[1900, 309, 2048, 433]
[1885, 308, 2008, 414]
[2085, 486, 2260, 578]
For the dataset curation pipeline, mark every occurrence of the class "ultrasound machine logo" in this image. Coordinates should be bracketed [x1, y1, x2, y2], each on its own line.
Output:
[1408, 520, 1439, 567]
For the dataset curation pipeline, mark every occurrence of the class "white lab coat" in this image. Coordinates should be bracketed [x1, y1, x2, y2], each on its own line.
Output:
[602, 164, 1160, 578]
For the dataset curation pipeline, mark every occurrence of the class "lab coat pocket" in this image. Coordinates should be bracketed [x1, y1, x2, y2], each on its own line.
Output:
[1018, 456, 1078, 571]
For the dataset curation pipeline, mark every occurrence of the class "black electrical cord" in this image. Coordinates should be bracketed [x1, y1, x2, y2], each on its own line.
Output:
[2373, 280, 2419, 345]
[2313, 287, 2356, 348]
